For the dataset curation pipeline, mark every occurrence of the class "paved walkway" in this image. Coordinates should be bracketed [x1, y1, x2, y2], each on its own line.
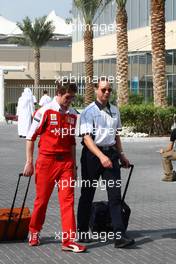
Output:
[0, 124, 176, 264]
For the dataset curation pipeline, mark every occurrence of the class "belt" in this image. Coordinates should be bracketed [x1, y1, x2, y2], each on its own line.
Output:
[98, 145, 117, 151]
[39, 152, 70, 160]
[55, 154, 65, 160]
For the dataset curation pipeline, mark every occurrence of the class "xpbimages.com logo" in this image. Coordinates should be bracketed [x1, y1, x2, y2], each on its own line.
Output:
[54, 178, 121, 191]
[55, 74, 121, 85]
[55, 230, 122, 243]
[50, 126, 120, 138]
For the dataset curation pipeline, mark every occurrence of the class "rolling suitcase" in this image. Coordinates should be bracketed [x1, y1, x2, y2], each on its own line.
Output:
[89, 164, 134, 233]
[0, 173, 31, 241]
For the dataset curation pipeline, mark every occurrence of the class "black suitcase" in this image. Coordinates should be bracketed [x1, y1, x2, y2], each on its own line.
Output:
[0, 173, 31, 241]
[89, 164, 134, 233]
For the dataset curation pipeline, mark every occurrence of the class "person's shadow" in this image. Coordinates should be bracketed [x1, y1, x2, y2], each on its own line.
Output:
[27, 228, 176, 251]
[83, 228, 176, 250]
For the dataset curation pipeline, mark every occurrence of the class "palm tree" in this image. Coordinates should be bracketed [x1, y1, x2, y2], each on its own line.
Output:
[116, 0, 128, 107]
[151, 0, 167, 107]
[74, 0, 110, 105]
[17, 16, 55, 89]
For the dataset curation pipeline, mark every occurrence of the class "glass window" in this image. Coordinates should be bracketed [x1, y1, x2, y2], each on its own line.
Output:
[111, 58, 116, 78]
[98, 60, 104, 76]
[131, 54, 139, 94]
[174, 0, 176, 19]
[166, 51, 173, 74]
[146, 53, 152, 76]
[139, 54, 146, 80]
[131, 0, 139, 29]
[72, 63, 77, 76]
[146, 76, 153, 102]
[111, 0, 116, 27]
[126, 0, 131, 29]
[139, 0, 148, 28]
[128, 56, 131, 90]
[167, 74, 175, 106]
[93, 61, 98, 76]
[165, 0, 173, 22]
[173, 51, 176, 74]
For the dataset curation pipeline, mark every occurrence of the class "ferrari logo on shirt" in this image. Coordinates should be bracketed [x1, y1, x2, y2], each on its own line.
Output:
[50, 114, 57, 121]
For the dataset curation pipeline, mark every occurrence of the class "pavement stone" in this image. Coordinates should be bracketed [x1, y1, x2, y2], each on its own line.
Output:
[0, 124, 176, 264]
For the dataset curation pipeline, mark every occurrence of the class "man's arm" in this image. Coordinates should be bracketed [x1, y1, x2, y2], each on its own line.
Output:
[160, 142, 174, 154]
[23, 140, 35, 176]
[115, 134, 130, 168]
[84, 135, 113, 168]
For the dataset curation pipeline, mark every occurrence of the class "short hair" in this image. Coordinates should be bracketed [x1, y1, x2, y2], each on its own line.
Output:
[43, 90, 48, 94]
[56, 80, 77, 95]
[95, 77, 109, 89]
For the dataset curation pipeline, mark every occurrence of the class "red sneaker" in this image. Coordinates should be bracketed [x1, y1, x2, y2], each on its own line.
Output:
[62, 241, 87, 253]
[29, 232, 40, 246]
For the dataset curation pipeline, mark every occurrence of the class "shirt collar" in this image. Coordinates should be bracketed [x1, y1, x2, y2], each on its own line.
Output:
[95, 100, 110, 110]
[53, 96, 70, 113]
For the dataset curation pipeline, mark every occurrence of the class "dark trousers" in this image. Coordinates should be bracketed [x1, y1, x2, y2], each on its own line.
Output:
[77, 147, 125, 237]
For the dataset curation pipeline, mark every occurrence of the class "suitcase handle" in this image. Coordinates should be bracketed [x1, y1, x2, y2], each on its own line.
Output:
[2, 173, 31, 240]
[120, 164, 134, 203]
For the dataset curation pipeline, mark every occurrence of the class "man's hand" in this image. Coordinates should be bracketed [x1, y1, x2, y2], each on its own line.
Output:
[160, 148, 164, 154]
[120, 154, 130, 168]
[23, 162, 34, 177]
[99, 154, 113, 168]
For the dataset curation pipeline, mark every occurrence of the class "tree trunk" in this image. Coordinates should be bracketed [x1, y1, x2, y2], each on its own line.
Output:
[84, 25, 94, 106]
[151, 0, 167, 107]
[33, 48, 40, 100]
[116, 7, 128, 107]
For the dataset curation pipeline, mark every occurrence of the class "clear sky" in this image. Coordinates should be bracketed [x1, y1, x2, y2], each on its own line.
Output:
[0, 0, 72, 22]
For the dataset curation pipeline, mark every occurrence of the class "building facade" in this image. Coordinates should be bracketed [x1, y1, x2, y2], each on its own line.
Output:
[0, 38, 72, 82]
[72, 0, 176, 105]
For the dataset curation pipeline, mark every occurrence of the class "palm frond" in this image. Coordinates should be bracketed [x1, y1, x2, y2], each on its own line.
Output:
[8, 36, 30, 46]
[74, 0, 110, 24]
[116, 0, 127, 8]
[16, 16, 55, 48]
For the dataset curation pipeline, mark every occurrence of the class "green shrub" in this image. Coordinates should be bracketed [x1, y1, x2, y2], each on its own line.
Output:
[128, 93, 144, 105]
[120, 104, 176, 136]
[110, 89, 117, 105]
[72, 94, 84, 108]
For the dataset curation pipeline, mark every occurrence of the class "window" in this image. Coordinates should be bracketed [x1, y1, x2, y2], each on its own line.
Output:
[139, 0, 148, 28]
[165, 0, 173, 22]
[131, 0, 139, 29]
[166, 51, 173, 74]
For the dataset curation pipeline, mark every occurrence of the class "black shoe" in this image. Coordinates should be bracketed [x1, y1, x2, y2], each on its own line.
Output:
[114, 235, 135, 248]
[77, 232, 93, 243]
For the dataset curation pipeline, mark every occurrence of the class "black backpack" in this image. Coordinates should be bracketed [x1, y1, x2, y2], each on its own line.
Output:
[89, 165, 133, 233]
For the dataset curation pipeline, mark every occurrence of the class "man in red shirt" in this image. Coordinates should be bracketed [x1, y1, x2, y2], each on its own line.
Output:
[23, 81, 86, 253]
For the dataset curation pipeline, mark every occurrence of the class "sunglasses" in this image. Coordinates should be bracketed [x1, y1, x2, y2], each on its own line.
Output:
[101, 88, 112, 93]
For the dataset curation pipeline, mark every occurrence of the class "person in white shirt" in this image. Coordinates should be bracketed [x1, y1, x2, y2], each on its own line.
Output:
[77, 78, 135, 248]
[39, 90, 52, 107]
[16, 88, 35, 138]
